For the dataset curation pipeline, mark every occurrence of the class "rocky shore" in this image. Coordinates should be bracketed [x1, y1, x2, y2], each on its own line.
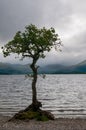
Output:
[0, 116, 86, 130]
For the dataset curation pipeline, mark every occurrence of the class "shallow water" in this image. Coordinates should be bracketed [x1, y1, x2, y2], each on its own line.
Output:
[0, 74, 86, 118]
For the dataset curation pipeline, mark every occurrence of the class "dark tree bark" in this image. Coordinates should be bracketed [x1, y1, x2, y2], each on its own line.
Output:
[30, 58, 42, 111]
[31, 63, 37, 104]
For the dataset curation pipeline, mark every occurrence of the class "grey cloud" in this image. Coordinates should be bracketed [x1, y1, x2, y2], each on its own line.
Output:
[60, 30, 86, 64]
[0, 0, 86, 65]
[0, 0, 73, 41]
[0, 0, 44, 41]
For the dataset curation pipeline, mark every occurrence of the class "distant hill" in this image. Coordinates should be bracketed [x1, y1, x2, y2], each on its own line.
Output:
[0, 60, 86, 74]
[71, 60, 86, 73]
[39, 64, 66, 74]
[76, 60, 86, 66]
[0, 62, 31, 74]
[39, 60, 86, 74]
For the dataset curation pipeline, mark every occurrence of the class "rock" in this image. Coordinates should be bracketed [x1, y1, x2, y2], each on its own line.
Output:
[39, 110, 55, 120]
[9, 102, 55, 121]
[10, 109, 55, 121]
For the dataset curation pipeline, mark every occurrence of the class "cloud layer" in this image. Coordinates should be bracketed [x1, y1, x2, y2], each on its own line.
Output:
[0, 0, 86, 65]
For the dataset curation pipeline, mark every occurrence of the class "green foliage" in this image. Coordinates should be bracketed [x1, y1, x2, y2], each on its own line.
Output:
[36, 114, 49, 121]
[15, 110, 49, 121]
[2, 24, 61, 61]
[15, 111, 39, 120]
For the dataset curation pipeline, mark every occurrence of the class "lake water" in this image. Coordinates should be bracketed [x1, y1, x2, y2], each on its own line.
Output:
[0, 74, 86, 118]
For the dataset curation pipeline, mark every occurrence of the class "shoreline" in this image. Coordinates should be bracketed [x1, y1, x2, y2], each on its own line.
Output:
[0, 115, 86, 130]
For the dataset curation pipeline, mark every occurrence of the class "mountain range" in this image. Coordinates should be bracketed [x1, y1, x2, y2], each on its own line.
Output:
[0, 60, 86, 74]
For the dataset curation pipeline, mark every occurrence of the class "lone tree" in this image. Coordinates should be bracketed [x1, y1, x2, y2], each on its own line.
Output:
[2, 24, 61, 120]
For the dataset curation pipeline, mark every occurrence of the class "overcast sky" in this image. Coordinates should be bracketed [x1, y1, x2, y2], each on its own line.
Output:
[0, 0, 86, 65]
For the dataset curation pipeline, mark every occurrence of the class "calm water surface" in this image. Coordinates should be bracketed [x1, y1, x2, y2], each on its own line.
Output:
[0, 74, 86, 118]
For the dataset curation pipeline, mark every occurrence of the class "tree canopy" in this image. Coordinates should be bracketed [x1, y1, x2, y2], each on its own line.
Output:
[2, 24, 61, 62]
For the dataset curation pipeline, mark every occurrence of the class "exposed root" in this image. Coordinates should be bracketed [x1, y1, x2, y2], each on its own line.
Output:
[9, 103, 55, 121]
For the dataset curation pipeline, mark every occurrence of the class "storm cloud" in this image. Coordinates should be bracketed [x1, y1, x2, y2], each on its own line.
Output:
[0, 0, 86, 65]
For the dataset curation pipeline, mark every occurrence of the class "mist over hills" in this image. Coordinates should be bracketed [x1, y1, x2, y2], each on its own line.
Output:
[0, 60, 86, 74]
[0, 62, 31, 74]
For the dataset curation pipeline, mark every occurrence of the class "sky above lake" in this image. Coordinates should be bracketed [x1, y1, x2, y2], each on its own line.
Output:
[0, 0, 86, 65]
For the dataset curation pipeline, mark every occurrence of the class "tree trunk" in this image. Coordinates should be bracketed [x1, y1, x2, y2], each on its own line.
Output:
[30, 59, 42, 111]
[31, 65, 37, 104]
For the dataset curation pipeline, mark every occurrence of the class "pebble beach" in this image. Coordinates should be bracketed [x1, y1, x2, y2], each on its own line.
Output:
[0, 116, 86, 130]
